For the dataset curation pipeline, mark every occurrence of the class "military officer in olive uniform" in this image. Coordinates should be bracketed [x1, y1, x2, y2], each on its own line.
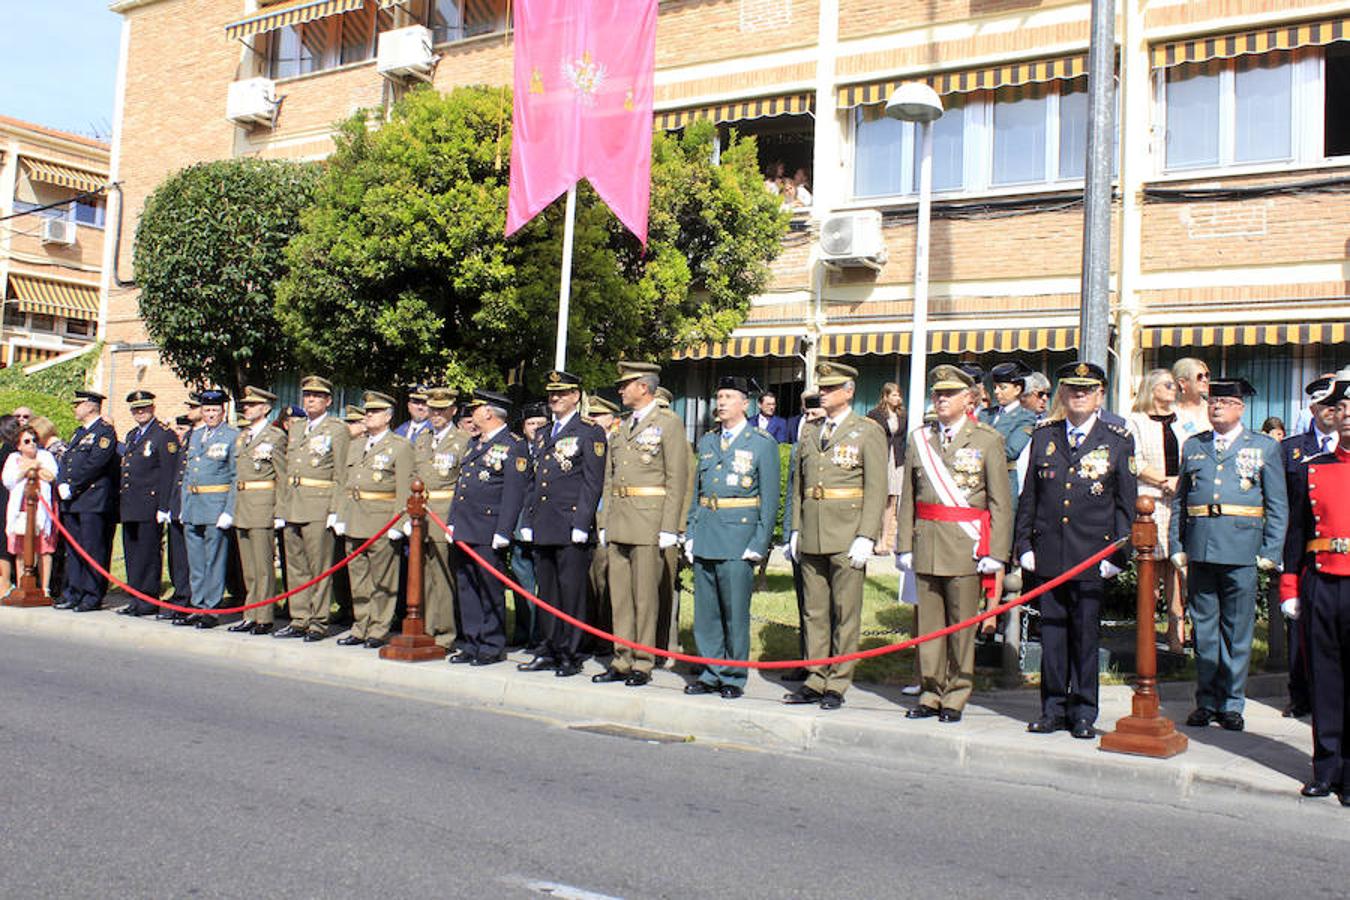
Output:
[412, 387, 469, 652]
[898, 365, 1013, 721]
[447, 391, 530, 664]
[979, 360, 1039, 508]
[683, 376, 780, 699]
[55, 390, 120, 612]
[518, 371, 607, 677]
[594, 362, 690, 686]
[1015, 362, 1137, 737]
[227, 387, 287, 635]
[116, 390, 178, 616]
[584, 391, 622, 656]
[178, 389, 239, 629]
[1170, 378, 1288, 732]
[334, 391, 413, 648]
[784, 360, 888, 709]
[276, 375, 350, 641]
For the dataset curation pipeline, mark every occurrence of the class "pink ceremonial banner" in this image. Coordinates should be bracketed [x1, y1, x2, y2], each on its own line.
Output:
[505, 0, 658, 244]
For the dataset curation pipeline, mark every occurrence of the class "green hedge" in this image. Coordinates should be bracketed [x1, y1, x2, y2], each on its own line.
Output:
[0, 346, 98, 437]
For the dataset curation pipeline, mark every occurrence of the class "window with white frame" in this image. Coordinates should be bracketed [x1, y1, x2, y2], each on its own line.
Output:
[1160, 48, 1344, 171]
[851, 78, 1103, 200]
[265, 5, 395, 79]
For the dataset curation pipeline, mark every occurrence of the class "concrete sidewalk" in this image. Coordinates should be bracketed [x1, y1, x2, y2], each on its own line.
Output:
[0, 602, 1320, 809]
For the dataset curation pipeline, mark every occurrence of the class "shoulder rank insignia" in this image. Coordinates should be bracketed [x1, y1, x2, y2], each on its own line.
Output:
[1106, 422, 1130, 437]
[1035, 418, 1058, 429]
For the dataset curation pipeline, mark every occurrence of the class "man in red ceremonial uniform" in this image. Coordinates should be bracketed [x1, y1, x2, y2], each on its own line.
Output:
[1282, 371, 1350, 805]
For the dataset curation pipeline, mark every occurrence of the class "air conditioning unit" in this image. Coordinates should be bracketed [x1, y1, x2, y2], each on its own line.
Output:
[226, 77, 278, 127]
[819, 210, 887, 270]
[377, 25, 436, 82]
[42, 218, 77, 245]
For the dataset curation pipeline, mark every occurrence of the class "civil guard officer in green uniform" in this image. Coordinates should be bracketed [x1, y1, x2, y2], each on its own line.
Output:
[682, 376, 781, 699]
[979, 359, 1039, 508]
[1170, 377, 1288, 732]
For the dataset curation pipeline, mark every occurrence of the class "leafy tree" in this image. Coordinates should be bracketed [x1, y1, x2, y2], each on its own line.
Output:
[134, 159, 319, 394]
[276, 86, 788, 392]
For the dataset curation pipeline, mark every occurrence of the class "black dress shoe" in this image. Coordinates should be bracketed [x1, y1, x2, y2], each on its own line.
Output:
[73, 603, 101, 613]
[719, 685, 743, 700]
[158, 609, 185, 621]
[1186, 707, 1217, 727]
[779, 667, 809, 683]
[228, 620, 256, 633]
[1283, 703, 1311, 718]
[517, 657, 556, 672]
[819, 691, 844, 710]
[1218, 711, 1244, 732]
[273, 625, 305, 639]
[783, 686, 823, 705]
[906, 705, 940, 719]
[364, 638, 387, 649]
[592, 668, 627, 683]
[624, 671, 651, 687]
[1301, 780, 1335, 798]
[448, 651, 475, 664]
[470, 654, 502, 666]
[53, 599, 75, 610]
[251, 623, 273, 636]
[939, 708, 963, 723]
[1027, 716, 1068, 734]
[304, 631, 327, 642]
[555, 661, 583, 678]
[684, 681, 718, 695]
[173, 614, 199, 627]
[1070, 721, 1096, 739]
[1339, 790, 1350, 808]
[194, 616, 219, 629]
[117, 606, 138, 617]
[336, 635, 366, 647]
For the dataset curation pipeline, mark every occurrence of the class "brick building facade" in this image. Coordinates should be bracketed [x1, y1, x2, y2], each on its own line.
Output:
[100, 0, 1350, 432]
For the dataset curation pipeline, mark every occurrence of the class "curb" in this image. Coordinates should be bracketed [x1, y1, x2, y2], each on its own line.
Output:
[0, 605, 1313, 808]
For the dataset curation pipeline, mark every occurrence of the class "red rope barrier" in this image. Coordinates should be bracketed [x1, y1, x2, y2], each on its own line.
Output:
[432, 508, 1128, 670]
[40, 494, 400, 616]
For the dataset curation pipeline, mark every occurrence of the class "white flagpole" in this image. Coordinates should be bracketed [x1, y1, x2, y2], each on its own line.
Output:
[553, 184, 578, 370]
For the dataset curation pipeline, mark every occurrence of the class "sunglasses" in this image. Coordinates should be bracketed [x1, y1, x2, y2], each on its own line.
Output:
[1196, 372, 1211, 381]
[19, 437, 35, 445]
[1034, 391, 1050, 398]
[1161, 382, 1177, 389]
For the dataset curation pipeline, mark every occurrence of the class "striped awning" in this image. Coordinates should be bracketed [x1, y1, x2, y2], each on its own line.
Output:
[819, 326, 1080, 357]
[1151, 15, 1350, 69]
[19, 158, 106, 194]
[1139, 322, 1350, 350]
[9, 345, 61, 365]
[670, 334, 802, 361]
[837, 54, 1088, 109]
[7, 274, 101, 320]
[656, 93, 814, 131]
[225, 0, 366, 40]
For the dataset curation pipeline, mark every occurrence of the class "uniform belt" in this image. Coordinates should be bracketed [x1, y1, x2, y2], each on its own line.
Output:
[188, 484, 230, 495]
[1307, 537, 1350, 554]
[293, 476, 335, 488]
[613, 486, 667, 498]
[353, 489, 396, 501]
[237, 480, 276, 491]
[425, 489, 455, 500]
[809, 486, 864, 500]
[699, 496, 760, 510]
[1186, 504, 1265, 518]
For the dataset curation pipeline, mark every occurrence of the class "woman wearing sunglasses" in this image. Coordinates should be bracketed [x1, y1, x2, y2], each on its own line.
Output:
[2, 426, 59, 598]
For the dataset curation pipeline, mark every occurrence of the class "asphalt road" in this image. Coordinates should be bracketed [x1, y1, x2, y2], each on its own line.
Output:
[1, 632, 1344, 899]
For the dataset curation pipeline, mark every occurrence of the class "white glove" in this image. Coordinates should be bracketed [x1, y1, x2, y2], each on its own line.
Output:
[1280, 597, 1300, 619]
[1257, 556, 1278, 572]
[519, 527, 533, 543]
[1170, 552, 1188, 570]
[658, 531, 678, 550]
[387, 529, 402, 542]
[333, 520, 347, 536]
[156, 510, 171, 525]
[685, 542, 695, 564]
[789, 530, 800, 562]
[570, 528, 588, 544]
[326, 513, 337, 531]
[742, 548, 763, 563]
[847, 536, 874, 569]
[402, 520, 414, 538]
[897, 552, 914, 569]
[976, 556, 1003, 575]
[215, 512, 233, 530]
[1020, 551, 1035, 573]
[444, 523, 454, 540]
[58, 483, 72, 500]
[273, 517, 285, 530]
[491, 533, 510, 550]
[1100, 560, 1122, 579]
[598, 528, 606, 547]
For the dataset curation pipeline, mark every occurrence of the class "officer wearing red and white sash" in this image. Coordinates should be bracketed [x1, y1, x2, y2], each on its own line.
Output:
[897, 365, 1013, 721]
[1282, 372, 1350, 805]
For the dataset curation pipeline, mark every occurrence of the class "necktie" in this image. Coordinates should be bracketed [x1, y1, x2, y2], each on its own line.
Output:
[941, 427, 953, 450]
[1321, 435, 1332, 454]
[1215, 435, 1229, 454]
[1070, 429, 1084, 451]
[720, 431, 731, 451]
[552, 421, 561, 439]
[820, 420, 835, 450]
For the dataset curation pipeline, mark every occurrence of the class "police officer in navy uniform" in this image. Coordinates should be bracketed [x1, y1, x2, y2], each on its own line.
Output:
[1281, 371, 1350, 804]
[56, 390, 120, 612]
[1015, 362, 1137, 738]
[518, 371, 606, 677]
[117, 390, 179, 616]
[159, 403, 199, 620]
[448, 391, 530, 665]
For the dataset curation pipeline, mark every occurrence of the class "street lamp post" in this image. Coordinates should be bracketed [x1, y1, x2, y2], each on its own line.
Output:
[886, 83, 944, 435]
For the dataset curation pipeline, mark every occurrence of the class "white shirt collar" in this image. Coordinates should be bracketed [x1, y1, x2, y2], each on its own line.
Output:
[479, 423, 507, 443]
[939, 416, 965, 438]
[631, 400, 657, 424]
[824, 409, 849, 429]
[433, 423, 456, 444]
[305, 411, 327, 434]
[1066, 413, 1099, 438]
[554, 410, 576, 431]
[365, 428, 389, 451]
[722, 419, 748, 441]
[1214, 423, 1244, 444]
[1001, 400, 1021, 415]
[248, 420, 268, 441]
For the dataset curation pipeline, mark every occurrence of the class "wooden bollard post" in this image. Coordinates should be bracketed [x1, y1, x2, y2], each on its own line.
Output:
[1100, 496, 1187, 757]
[380, 478, 445, 662]
[6, 468, 51, 607]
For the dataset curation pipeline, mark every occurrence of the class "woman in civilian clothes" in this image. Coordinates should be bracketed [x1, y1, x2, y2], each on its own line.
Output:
[867, 383, 906, 554]
[2, 426, 59, 596]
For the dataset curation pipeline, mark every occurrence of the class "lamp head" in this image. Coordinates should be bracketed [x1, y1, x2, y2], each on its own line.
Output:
[885, 82, 944, 123]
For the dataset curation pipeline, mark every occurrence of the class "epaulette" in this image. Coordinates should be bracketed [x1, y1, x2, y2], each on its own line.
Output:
[1105, 422, 1130, 438]
[580, 415, 596, 425]
[753, 427, 773, 439]
[972, 420, 998, 435]
[1035, 418, 1059, 429]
